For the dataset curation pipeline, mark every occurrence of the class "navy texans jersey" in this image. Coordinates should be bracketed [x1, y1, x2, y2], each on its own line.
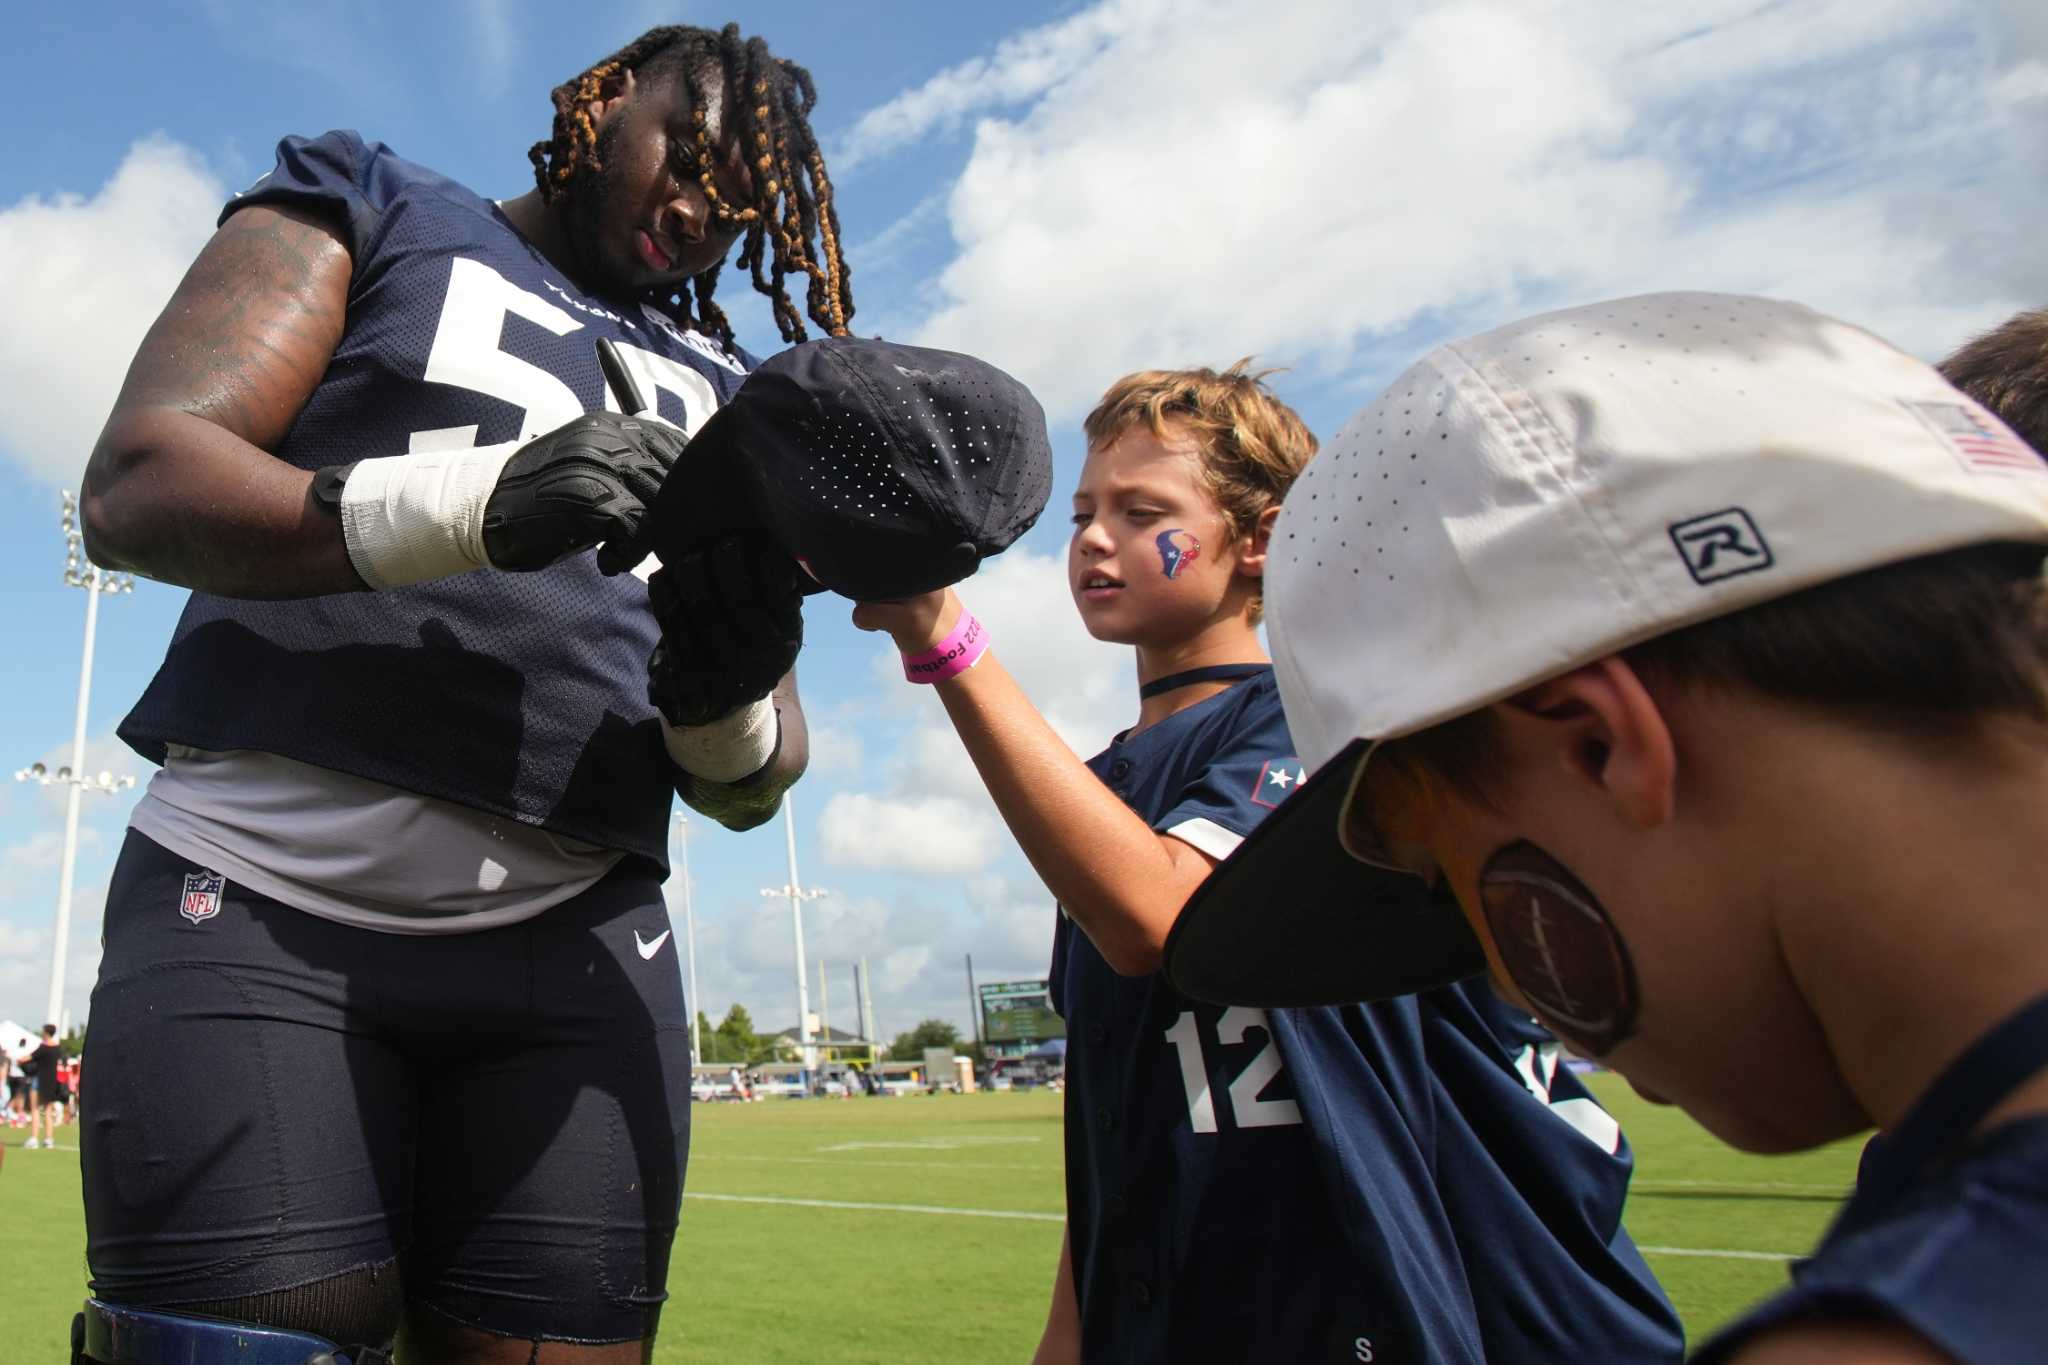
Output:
[119, 132, 757, 865]
[1050, 667, 1682, 1363]
[1694, 994, 2048, 1364]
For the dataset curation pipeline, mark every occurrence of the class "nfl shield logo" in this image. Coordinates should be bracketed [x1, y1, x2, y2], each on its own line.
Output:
[180, 870, 225, 924]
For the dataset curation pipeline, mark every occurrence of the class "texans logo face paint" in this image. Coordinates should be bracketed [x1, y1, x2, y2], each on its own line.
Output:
[1478, 841, 1640, 1056]
[1155, 529, 1201, 579]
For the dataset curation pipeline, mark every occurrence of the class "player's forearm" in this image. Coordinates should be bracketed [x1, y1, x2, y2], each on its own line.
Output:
[83, 406, 367, 597]
[934, 650, 1207, 975]
[674, 669, 809, 832]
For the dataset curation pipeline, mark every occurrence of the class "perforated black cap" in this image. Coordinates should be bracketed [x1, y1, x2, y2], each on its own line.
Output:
[650, 338, 1053, 600]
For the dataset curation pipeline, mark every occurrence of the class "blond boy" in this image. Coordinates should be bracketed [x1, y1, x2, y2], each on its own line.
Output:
[857, 364, 1682, 1363]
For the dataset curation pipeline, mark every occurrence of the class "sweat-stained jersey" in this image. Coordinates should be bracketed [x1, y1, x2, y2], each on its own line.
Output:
[118, 131, 756, 866]
[1050, 667, 1683, 1364]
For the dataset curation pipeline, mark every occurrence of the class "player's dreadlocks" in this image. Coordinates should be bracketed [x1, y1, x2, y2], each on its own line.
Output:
[529, 23, 854, 352]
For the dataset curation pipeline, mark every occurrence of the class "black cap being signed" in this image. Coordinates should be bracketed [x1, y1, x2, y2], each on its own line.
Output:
[650, 338, 1053, 601]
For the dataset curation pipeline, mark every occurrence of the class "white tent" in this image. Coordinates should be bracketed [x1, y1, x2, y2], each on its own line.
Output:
[0, 1019, 40, 1062]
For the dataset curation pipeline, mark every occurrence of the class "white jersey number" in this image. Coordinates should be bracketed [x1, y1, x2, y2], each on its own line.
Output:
[1513, 1041, 1623, 1153]
[410, 257, 720, 451]
[1162, 1006, 1304, 1134]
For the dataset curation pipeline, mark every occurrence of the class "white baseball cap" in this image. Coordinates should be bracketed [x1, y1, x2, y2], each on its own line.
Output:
[1166, 292, 2048, 1007]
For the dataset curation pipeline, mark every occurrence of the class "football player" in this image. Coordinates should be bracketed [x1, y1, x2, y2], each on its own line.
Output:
[73, 23, 849, 1365]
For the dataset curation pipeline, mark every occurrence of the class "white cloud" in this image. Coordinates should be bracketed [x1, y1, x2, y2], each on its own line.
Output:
[955, 546, 1129, 759]
[824, 544, 1131, 878]
[805, 723, 865, 776]
[843, 191, 950, 276]
[0, 138, 224, 487]
[1993, 61, 2048, 104]
[876, 944, 935, 1003]
[0, 864, 108, 1033]
[683, 873, 1060, 1040]
[818, 792, 1003, 874]
[833, 0, 1181, 171]
[0, 832, 67, 887]
[1975, 0, 2048, 66]
[2, 725, 148, 1025]
[854, 0, 2048, 420]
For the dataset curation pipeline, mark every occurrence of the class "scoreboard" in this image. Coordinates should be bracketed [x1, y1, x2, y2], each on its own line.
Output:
[979, 980, 1065, 1044]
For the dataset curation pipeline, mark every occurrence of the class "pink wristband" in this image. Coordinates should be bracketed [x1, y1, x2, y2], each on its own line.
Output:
[903, 610, 989, 684]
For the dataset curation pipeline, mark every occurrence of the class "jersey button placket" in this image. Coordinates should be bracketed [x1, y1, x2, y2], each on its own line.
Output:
[1132, 1279, 1153, 1308]
[1094, 1105, 1115, 1133]
[1108, 756, 1132, 798]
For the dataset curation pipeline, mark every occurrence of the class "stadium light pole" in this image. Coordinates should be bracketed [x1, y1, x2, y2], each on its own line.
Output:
[15, 491, 135, 1029]
[760, 792, 827, 1079]
[857, 956, 879, 1066]
[671, 813, 701, 1064]
[966, 953, 981, 1050]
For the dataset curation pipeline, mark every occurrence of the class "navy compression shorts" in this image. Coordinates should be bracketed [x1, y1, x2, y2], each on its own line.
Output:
[80, 830, 692, 1344]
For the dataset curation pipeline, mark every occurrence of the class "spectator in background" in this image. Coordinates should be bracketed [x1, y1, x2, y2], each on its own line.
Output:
[3, 1055, 23, 1127]
[27, 1024, 63, 1150]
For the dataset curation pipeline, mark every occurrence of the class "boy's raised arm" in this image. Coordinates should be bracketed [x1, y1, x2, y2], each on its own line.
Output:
[853, 589, 1215, 977]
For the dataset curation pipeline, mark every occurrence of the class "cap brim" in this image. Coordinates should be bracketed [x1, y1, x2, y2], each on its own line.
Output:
[1162, 738, 1489, 1008]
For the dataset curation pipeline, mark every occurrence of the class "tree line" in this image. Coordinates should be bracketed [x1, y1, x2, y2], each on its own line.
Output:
[690, 1004, 978, 1066]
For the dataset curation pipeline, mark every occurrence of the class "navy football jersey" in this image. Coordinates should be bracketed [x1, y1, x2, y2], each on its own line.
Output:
[1050, 668, 1682, 1363]
[119, 132, 757, 864]
[1695, 994, 2048, 1364]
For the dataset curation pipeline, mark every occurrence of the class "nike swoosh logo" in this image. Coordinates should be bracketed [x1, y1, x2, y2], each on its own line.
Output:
[634, 928, 672, 960]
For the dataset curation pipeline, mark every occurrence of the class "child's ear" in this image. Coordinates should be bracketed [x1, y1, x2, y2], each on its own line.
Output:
[1236, 505, 1281, 579]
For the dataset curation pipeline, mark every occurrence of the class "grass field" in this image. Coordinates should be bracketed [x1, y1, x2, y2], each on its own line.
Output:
[0, 1076, 1861, 1362]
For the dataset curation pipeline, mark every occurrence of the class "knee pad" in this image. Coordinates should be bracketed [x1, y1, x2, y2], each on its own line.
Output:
[76, 1261, 403, 1365]
[73, 1298, 388, 1364]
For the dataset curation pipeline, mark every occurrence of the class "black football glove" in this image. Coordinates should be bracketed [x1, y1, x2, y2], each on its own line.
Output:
[647, 536, 806, 728]
[482, 411, 688, 576]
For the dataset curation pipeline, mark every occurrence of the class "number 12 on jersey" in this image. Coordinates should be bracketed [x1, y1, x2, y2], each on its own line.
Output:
[1163, 1007, 1304, 1133]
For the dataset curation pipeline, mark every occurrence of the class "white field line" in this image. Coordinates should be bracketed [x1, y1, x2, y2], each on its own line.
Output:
[1637, 1245, 1798, 1262]
[686, 1191, 1062, 1222]
[15, 1150, 1800, 1261]
[1630, 1180, 1849, 1196]
[692, 1162, 1845, 1190]
[693, 1153, 1060, 1173]
[686, 1191, 1801, 1261]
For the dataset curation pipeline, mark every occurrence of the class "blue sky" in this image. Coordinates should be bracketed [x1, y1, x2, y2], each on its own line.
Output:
[2, 0, 2045, 1040]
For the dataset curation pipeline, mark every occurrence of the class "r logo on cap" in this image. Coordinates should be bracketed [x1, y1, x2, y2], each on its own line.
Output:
[1669, 508, 1773, 585]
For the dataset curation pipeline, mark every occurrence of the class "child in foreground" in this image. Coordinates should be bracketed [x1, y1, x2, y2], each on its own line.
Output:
[1164, 292, 2048, 1364]
[854, 363, 1683, 1363]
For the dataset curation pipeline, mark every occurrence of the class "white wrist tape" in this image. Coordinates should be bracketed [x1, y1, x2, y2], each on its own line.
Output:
[662, 697, 779, 784]
[338, 443, 521, 589]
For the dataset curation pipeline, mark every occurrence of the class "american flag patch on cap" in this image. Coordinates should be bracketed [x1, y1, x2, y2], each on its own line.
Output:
[1902, 400, 2044, 476]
